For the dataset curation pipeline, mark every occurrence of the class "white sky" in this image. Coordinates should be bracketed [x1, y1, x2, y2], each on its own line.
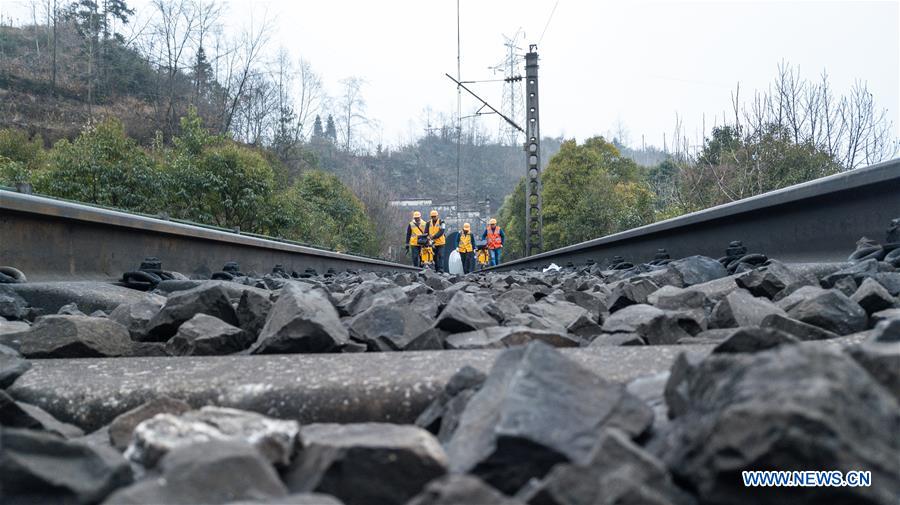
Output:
[3, 0, 899, 149]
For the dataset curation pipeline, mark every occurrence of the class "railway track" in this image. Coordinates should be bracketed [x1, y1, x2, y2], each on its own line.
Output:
[3, 158, 898, 281]
[493, 157, 900, 271]
[1, 159, 898, 367]
[0, 189, 414, 281]
[1, 161, 898, 504]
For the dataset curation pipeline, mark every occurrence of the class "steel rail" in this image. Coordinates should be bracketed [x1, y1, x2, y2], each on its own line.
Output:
[0, 190, 416, 280]
[490, 158, 900, 270]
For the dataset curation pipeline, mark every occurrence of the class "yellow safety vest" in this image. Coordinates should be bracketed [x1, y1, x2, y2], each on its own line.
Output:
[428, 219, 446, 246]
[458, 232, 473, 253]
[409, 220, 425, 246]
[420, 246, 434, 264]
[477, 248, 490, 265]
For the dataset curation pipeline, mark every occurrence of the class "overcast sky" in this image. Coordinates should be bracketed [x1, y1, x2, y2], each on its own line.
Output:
[4, 0, 898, 149]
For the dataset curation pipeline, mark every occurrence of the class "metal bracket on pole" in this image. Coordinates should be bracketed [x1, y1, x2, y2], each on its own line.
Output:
[444, 74, 524, 133]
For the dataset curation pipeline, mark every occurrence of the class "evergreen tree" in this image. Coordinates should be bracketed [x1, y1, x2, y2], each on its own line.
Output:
[497, 137, 654, 258]
[193, 44, 213, 98]
[65, 0, 135, 104]
[312, 115, 324, 138]
[67, 0, 134, 42]
[325, 115, 337, 143]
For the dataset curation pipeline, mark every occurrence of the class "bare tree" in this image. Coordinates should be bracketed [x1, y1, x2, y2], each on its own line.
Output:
[611, 118, 630, 147]
[345, 167, 407, 259]
[739, 62, 898, 169]
[29, 1, 41, 59]
[266, 54, 325, 153]
[145, 0, 199, 135]
[39, 0, 60, 89]
[219, 11, 272, 135]
[295, 58, 324, 139]
[335, 76, 371, 152]
[270, 47, 297, 152]
[235, 70, 278, 145]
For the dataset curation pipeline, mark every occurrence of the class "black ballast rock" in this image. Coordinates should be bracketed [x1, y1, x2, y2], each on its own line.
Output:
[445, 341, 653, 495]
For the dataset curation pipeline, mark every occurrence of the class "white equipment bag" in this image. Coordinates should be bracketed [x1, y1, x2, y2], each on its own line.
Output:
[448, 250, 464, 274]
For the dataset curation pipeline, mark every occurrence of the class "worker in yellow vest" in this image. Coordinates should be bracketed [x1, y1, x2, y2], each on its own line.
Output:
[457, 222, 474, 273]
[481, 218, 505, 266]
[425, 210, 446, 272]
[405, 211, 426, 267]
[476, 244, 491, 269]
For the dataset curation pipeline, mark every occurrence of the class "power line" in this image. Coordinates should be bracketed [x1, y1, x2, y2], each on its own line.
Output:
[538, 0, 560, 45]
[456, 0, 461, 228]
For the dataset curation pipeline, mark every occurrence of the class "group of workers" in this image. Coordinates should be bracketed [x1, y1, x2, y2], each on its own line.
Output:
[405, 210, 504, 273]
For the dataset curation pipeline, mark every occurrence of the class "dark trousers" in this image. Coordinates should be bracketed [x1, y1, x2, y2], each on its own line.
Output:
[460, 251, 473, 273]
[410, 246, 421, 267]
[433, 245, 444, 272]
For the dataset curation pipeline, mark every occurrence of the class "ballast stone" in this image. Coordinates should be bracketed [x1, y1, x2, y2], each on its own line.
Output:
[525, 297, 603, 338]
[735, 260, 814, 299]
[519, 428, 695, 505]
[19, 315, 133, 358]
[0, 389, 84, 437]
[847, 341, 900, 402]
[109, 297, 164, 340]
[104, 440, 287, 505]
[435, 292, 497, 333]
[0, 286, 29, 320]
[0, 352, 31, 388]
[0, 426, 132, 504]
[338, 279, 407, 316]
[710, 289, 786, 328]
[787, 289, 868, 335]
[126, 406, 299, 470]
[851, 277, 896, 315]
[165, 313, 253, 356]
[711, 326, 799, 354]
[602, 304, 700, 345]
[445, 342, 653, 495]
[415, 365, 486, 442]
[407, 475, 524, 505]
[760, 313, 840, 341]
[654, 344, 900, 505]
[348, 303, 433, 351]
[284, 423, 447, 505]
[667, 255, 727, 287]
[250, 282, 349, 353]
[107, 396, 193, 451]
[235, 289, 273, 337]
[145, 284, 238, 341]
[871, 317, 900, 342]
[445, 325, 580, 350]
